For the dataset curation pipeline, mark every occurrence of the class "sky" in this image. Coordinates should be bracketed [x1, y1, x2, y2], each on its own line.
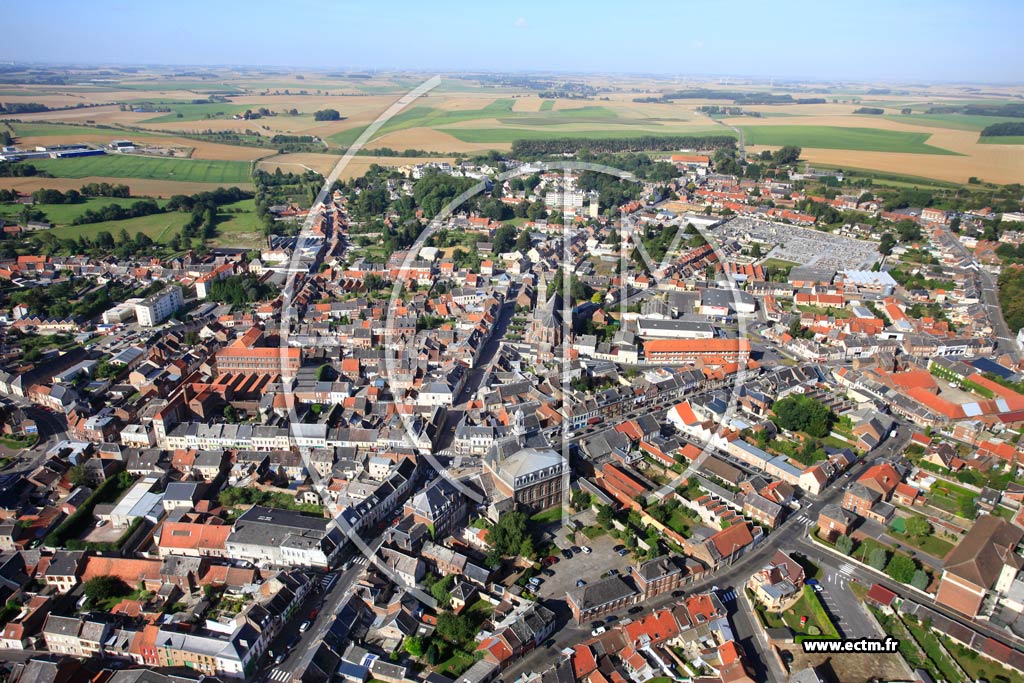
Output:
[3, 0, 1022, 83]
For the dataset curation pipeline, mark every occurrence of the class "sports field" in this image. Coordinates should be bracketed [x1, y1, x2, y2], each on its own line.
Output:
[29, 155, 253, 183]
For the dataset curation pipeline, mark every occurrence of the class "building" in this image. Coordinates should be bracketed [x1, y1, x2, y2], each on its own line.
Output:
[484, 445, 565, 514]
[565, 575, 638, 624]
[642, 338, 750, 364]
[630, 555, 685, 600]
[135, 286, 183, 327]
[935, 515, 1024, 618]
[405, 476, 467, 539]
[215, 346, 301, 376]
[817, 504, 856, 542]
[225, 505, 343, 569]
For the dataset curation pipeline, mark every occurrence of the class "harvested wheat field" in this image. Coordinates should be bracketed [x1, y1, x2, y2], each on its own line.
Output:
[364, 128, 501, 154]
[0, 176, 252, 198]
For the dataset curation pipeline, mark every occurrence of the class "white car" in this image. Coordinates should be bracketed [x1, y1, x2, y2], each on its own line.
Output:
[591, 626, 606, 636]
[581, 546, 592, 554]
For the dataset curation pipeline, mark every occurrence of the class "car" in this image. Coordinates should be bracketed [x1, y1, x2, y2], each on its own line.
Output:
[591, 626, 606, 636]
[580, 546, 591, 554]
[591, 621, 604, 629]
[542, 569, 555, 577]
[274, 653, 286, 665]
[309, 608, 319, 619]
[800, 616, 808, 626]
[613, 545, 625, 552]
[543, 556, 558, 566]
[528, 577, 542, 586]
[813, 584, 824, 593]
[576, 579, 586, 588]
[617, 548, 629, 557]
[628, 606, 643, 614]
[561, 549, 573, 560]
[95, 519, 106, 528]
[571, 546, 581, 554]
[299, 620, 311, 633]
[608, 568, 619, 576]
[671, 590, 685, 598]
[805, 579, 818, 586]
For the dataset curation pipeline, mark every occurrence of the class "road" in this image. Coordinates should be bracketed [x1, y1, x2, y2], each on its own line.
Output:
[500, 425, 914, 680]
[263, 536, 383, 683]
[934, 224, 1020, 362]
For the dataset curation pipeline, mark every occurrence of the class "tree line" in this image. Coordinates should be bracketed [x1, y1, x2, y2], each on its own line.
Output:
[510, 135, 736, 157]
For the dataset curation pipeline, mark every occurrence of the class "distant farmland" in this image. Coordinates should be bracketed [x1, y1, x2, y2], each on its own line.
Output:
[740, 125, 960, 155]
[30, 154, 253, 183]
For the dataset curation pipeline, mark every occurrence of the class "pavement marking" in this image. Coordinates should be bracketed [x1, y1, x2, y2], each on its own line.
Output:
[268, 669, 290, 682]
[720, 589, 736, 602]
[838, 562, 855, 576]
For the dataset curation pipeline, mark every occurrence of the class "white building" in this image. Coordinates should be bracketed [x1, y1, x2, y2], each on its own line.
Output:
[135, 286, 183, 327]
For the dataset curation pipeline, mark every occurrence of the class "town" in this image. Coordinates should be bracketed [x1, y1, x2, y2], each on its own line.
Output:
[0, 8, 1023, 683]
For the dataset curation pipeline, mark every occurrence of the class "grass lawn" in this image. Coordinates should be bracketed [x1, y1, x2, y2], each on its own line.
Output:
[666, 508, 697, 538]
[49, 211, 192, 243]
[739, 125, 960, 155]
[0, 197, 169, 226]
[212, 198, 263, 247]
[945, 637, 1024, 683]
[31, 155, 252, 183]
[529, 507, 564, 525]
[539, 100, 555, 111]
[434, 650, 477, 678]
[888, 524, 955, 558]
[759, 257, 799, 269]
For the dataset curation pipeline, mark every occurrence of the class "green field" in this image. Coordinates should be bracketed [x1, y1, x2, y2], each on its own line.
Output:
[883, 113, 1024, 131]
[7, 121, 150, 138]
[212, 199, 263, 246]
[30, 155, 252, 183]
[539, 99, 555, 111]
[740, 125, 959, 155]
[48, 211, 191, 243]
[444, 126, 729, 144]
[141, 102, 262, 123]
[978, 135, 1024, 144]
[0, 197, 169, 226]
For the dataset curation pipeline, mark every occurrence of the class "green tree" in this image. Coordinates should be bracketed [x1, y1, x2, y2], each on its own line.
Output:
[904, 516, 932, 539]
[430, 575, 454, 608]
[83, 576, 131, 603]
[68, 465, 87, 487]
[879, 232, 896, 256]
[596, 505, 615, 529]
[868, 547, 889, 571]
[835, 535, 854, 555]
[885, 554, 917, 584]
[435, 611, 474, 646]
[404, 635, 425, 658]
[911, 570, 930, 590]
[771, 394, 836, 438]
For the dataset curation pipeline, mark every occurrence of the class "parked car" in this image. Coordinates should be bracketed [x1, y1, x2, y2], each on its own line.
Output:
[581, 546, 592, 554]
[561, 549, 573, 560]
[591, 626, 606, 636]
[274, 652, 286, 665]
[628, 606, 643, 614]
[576, 579, 587, 588]
[299, 620, 311, 633]
[542, 569, 555, 577]
[617, 548, 629, 557]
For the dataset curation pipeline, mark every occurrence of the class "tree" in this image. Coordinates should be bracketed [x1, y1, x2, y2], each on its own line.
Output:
[435, 611, 474, 646]
[835, 535, 854, 555]
[83, 576, 131, 603]
[489, 511, 529, 557]
[772, 146, 801, 165]
[571, 489, 593, 511]
[911, 570, 930, 590]
[904, 516, 932, 539]
[868, 547, 889, 571]
[771, 394, 836, 438]
[68, 465, 87, 487]
[403, 635, 425, 658]
[879, 232, 896, 256]
[430, 575, 453, 607]
[596, 505, 615, 529]
[313, 109, 341, 121]
[885, 554, 917, 584]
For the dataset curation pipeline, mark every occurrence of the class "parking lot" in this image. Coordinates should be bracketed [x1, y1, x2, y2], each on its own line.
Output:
[532, 527, 636, 601]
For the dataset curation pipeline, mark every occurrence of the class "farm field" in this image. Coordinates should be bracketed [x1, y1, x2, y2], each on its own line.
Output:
[739, 125, 958, 155]
[0, 196, 169, 226]
[29, 155, 253, 183]
[0, 176, 252, 198]
[882, 113, 1024, 131]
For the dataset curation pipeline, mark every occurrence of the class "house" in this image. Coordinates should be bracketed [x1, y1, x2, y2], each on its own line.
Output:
[865, 583, 899, 613]
[747, 551, 803, 611]
[817, 504, 856, 542]
[630, 555, 685, 600]
[935, 515, 1024, 618]
[565, 575, 638, 624]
